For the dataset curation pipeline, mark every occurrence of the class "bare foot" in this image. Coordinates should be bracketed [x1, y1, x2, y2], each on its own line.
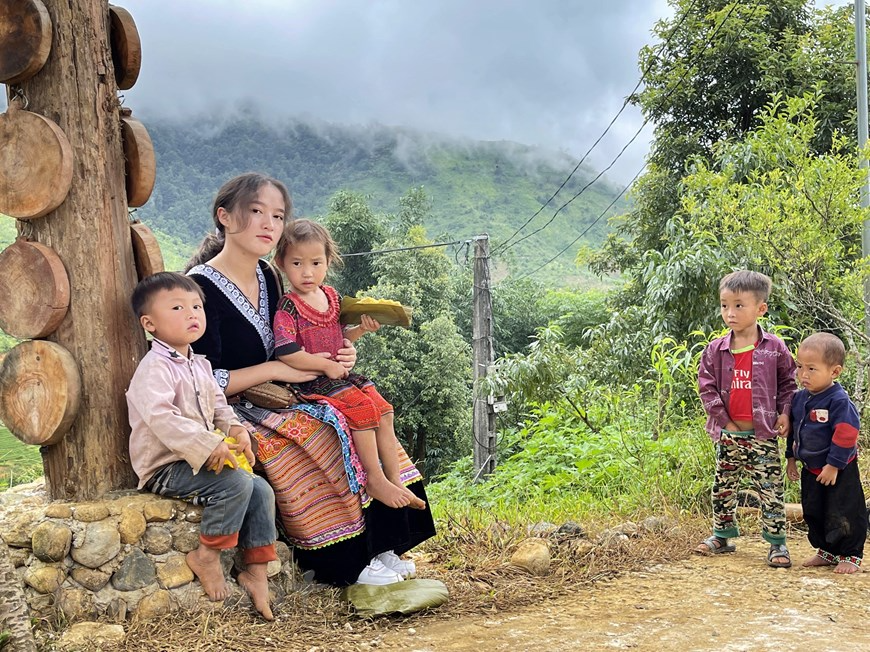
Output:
[366, 474, 412, 508]
[802, 554, 836, 568]
[186, 548, 230, 601]
[385, 474, 426, 510]
[834, 560, 861, 574]
[400, 485, 426, 510]
[237, 565, 274, 621]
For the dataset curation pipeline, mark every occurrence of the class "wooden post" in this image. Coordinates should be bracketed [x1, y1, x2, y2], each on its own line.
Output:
[471, 234, 496, 481]
[5, 0, 146, 499]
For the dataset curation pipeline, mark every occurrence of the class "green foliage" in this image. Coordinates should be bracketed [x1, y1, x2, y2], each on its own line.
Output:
[539, 288, 610, 349]
[681, 94, 866, 329]
[450, 277, 610, 358]
[649, 334, 710, 436]
[431, 392, 713, 515]
[589, 2, 860, 360]
[677, 94, 870, 404]
[324, 191, 387, 296]
[153, 228, 195, 273]
[0, 425, 42, 490]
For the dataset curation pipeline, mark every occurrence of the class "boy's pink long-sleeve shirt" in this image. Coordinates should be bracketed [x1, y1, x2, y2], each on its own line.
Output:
[126, 339, 242, 489]
[698, 325, 797, 441]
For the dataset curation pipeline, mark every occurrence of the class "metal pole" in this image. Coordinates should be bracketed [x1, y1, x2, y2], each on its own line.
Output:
[857, 0, 870, 334]
[471, 235, 497, 480]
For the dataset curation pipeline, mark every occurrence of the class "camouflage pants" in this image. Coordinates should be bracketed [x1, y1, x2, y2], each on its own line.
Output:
[711, 430, 786, 544]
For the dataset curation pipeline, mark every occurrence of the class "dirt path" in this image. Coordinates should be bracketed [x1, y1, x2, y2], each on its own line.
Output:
[379, 538, 870, 651]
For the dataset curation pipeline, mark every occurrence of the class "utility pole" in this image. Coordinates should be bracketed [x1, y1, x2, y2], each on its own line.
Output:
[857, 0, 870, 334]
[471, 234, 497, 481]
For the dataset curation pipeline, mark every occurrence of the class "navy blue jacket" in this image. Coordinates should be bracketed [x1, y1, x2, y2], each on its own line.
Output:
[787, 383, 859, 470]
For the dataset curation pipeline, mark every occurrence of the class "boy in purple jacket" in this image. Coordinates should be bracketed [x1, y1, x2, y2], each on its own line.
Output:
[786, 332, 866, 574]
[696, 271, 796, 568]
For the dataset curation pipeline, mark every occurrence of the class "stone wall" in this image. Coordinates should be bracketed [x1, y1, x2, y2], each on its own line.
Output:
[0, 480, 295, 622]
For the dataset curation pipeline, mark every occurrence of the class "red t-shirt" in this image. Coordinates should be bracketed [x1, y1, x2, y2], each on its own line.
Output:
[728, 344, 754, 422]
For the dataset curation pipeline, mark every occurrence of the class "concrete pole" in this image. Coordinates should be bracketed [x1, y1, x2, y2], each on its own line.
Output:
[471, 235, 496, 481]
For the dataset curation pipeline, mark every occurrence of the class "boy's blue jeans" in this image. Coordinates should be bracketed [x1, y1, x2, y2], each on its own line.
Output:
[146, 461, 277, 561]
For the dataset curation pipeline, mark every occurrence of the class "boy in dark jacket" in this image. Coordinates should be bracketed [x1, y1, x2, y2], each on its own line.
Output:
[786, 332, 866, 574]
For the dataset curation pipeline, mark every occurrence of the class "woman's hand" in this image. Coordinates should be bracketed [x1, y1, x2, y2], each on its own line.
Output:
[335, 338, 357, 371]
[324, 360, 349, 380]
[268, 360, 319, 384]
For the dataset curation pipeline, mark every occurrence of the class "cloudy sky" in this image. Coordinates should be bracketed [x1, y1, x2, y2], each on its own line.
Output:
[3, 1, 852, 184]
[117, 0, 674, 183]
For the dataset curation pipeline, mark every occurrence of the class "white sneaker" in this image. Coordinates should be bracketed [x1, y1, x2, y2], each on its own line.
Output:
[356, 558, 404, 586]
[376, 550, 416, 579]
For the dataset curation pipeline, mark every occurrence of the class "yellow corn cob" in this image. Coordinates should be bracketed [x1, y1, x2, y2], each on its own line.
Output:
[209, 431, 253, 473]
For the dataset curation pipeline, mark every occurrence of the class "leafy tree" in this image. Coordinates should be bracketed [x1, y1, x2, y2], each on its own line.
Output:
[678, 95, 870, 403]
[324, 191, 386, 296]
[592, 1, 854, 279]
[586, 1, 861, 379]
[452, 277, 611, 358]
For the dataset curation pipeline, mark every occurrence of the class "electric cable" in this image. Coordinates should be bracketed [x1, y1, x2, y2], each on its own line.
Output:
[493, 0, 703, 254]
[497, 0, 753, 262]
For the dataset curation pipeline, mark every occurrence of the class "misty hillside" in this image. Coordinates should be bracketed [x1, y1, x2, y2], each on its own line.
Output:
[135, 115, 628, 283]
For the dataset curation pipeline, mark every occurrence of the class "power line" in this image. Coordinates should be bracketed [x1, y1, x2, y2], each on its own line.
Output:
[493, 0, 702, 254]
[509, 164, 646, 283]
[496, 0, 750, 258]
[343, 239, 465, 257]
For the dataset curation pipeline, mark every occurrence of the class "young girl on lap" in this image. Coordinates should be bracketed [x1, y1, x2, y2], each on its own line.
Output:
[272, 219, 425, 511]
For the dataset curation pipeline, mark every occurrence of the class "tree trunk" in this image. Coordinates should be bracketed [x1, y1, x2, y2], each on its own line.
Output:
[412, 431, 427, 477]
[0, 540, 36, 652]
[6, 0, 146, 499]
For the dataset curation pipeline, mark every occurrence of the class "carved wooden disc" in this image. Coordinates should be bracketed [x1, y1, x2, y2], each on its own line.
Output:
[0, 340, 81, 446]
[0, 239, 70, 338]
[0, 107, 73, 220]
[0, 0, 52, 84]
[130, 221, 164, 279]
[121, 114, 156, 207]
[109, 5, 141, 90]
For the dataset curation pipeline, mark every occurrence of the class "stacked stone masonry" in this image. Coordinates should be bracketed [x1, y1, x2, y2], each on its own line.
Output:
[0, 481, 294, 622]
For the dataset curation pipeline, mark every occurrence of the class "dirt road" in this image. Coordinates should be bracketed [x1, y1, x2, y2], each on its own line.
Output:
[379, 538, 870, 652]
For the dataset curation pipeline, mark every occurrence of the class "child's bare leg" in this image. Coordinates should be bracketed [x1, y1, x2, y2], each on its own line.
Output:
[352, 428, 410, 508]
[237, 562, 274, 620]
[377, 413, 425, 510]
[186, 545, 230, 601]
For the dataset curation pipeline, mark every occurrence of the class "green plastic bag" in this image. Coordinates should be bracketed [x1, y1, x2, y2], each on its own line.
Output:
[342, 578, 449, 616]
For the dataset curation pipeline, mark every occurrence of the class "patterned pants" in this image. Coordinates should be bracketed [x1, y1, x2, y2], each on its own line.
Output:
[712, 430, 786, 544]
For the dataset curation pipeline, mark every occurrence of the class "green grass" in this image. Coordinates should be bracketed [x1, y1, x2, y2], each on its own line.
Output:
[0, 424, 43, 489]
